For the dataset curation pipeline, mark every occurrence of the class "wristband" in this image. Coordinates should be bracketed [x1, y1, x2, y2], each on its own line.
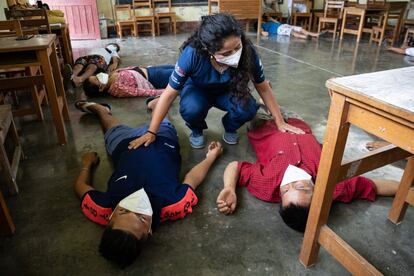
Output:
[146, 130, 157, 136]
[81, 167, 89, 171]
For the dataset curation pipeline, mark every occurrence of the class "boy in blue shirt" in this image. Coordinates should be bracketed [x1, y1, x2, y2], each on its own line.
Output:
[74, 100, 223, 267]
[261, 16, 322, 39]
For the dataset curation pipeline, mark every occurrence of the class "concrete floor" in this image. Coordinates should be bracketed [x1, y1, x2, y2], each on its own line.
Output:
[0, 33, 413, 275]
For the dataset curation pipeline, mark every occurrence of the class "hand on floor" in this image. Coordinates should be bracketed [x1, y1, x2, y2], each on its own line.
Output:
[217, 188, 237, 215]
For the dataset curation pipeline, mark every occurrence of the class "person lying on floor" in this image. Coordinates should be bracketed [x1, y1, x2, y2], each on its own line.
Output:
[63, 43, 121, 88]
[82, 64, 174, 98]
[387, 46, 414, 57]
[261, 16, 322, 39]
[73, 99, 223, 267]
[216, 112, 399, 232]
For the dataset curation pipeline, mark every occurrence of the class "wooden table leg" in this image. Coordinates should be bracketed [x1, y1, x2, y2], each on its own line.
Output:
[37, 47, 67, 145]
[299, 92, 350, 266]
[61, 26, 73, 65]
[0, 190, 15, 235]
[49, 41, 70, 122]
[388, 156, 414, 224]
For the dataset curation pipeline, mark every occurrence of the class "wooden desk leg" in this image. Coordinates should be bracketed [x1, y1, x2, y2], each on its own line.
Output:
[388, 156, 414, 224]
[37, 47, 67, 145]
[49, 42, 70, 122]
[300, 92, 350, 266]
[0, 190, 15, 235]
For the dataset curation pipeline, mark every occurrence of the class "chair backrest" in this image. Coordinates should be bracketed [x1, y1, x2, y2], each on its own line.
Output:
[0, 19, 23, 37]
[387, 1, 408, 17]
[133, 0, 154, 16]
[153, 0, 172, 13]
[114, 4, 134, 21]
[324, 1, 345, 18]
[9, 8, 51, 34]
[216, 0, 262, 20]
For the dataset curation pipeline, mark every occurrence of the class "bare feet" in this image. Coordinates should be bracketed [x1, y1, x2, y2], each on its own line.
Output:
[366, 141, 391, 151]
[75, 100, 111, 114]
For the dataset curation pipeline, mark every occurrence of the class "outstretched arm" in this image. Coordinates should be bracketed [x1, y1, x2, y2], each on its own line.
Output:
[74, 152, 99, 199]
[216, 161, 239, 215]
[183, 142, 223, 190]
[372, 179, 399, 196]
[254, 81, 305, 134]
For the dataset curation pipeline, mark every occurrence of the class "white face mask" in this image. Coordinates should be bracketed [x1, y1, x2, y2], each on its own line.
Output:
[106, 44, 118, 53]
[214, 46, 243, 68]
[96, 72, 109, 85]
[118, 188, 153, 216]
[280, 165, 313, 187]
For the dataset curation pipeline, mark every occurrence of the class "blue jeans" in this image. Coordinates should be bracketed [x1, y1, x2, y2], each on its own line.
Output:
[146, 64, 174, 89]
[179, 84, 259, 133]
[104, 119, 177, 155]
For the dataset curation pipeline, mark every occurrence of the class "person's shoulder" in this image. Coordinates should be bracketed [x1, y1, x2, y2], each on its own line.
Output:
[81, 190, 113, 226]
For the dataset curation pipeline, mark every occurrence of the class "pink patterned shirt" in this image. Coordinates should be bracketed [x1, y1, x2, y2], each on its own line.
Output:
[108, 67, 164, 97]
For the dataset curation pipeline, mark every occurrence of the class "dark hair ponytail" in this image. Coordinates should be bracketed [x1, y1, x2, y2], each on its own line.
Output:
[180, 13, 256, 104]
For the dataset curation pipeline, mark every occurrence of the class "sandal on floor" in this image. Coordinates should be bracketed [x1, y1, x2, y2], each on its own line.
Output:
[145, 95, 160, 112]
[74, 100, 112, 114]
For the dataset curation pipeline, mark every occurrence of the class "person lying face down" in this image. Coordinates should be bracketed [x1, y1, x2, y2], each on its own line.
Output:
[216, 116, 399, 232]
[74, 100, 223, 267]
[82, 64, 174, 98]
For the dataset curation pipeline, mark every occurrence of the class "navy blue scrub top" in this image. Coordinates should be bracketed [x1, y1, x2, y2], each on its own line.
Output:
[169, 46, 266, 91]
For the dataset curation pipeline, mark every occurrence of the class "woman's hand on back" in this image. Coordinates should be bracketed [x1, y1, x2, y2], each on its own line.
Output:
[277, 121, 305, 134]
[128, 132, 156, 149]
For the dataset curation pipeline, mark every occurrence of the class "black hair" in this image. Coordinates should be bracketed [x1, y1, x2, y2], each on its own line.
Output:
[180, 13, 256, 105]
[99, 225, 146, 268]
[279, 202, 310, 233]
[83, 78, 106, 98]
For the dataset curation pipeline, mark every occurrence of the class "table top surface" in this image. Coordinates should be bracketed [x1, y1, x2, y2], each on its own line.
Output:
[327, 66, 414, 117]
[0, 34, 55, 53]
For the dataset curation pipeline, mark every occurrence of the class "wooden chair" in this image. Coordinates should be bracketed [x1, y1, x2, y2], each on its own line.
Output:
[8, 8, 51, 34]
[153, 0, 176, 35]
[0, 104, 24, 196]
[381, 1, 409, 45]
[133, 0, 156, 36]
[114, 4, 137, 38]
[370, 10, 388, 45]
[0, 19, 22, 37]
[318, 0, 345, 39]
[208, 0, 263, 36]
[0, 19, 47, 121]
[403, 28, 414, 46]
[290, 0, 313, 31]
[0, 104, 23, 235]
[340, 7, 365, 42]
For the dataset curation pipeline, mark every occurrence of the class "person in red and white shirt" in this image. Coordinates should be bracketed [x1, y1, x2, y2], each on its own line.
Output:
[83, 64, 173, 98]
[216, 115, 400, 232]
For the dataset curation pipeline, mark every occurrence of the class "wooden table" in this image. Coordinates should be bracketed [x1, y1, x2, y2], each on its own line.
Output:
[299, 67, 414, 275]
[340, 4, 388, 42]
[0, 34, 70, 145]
